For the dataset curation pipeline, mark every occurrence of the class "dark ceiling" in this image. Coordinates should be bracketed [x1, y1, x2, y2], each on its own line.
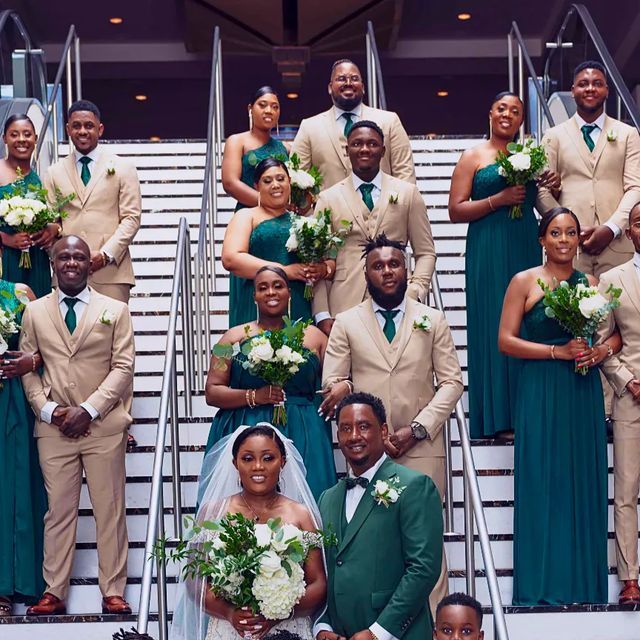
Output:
[0, 0, 639, 139]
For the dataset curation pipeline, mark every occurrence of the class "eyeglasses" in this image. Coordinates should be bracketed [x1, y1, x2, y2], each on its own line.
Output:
[334, 75, 362, 84]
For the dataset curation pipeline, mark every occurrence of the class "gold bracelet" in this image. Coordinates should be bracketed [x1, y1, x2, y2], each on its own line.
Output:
[245, 389, 251, 407]
[550, 345, 556, 360]
[251, 389, 257, 408]
[342, 379, 354, 393]
[488, 195, 495, 211]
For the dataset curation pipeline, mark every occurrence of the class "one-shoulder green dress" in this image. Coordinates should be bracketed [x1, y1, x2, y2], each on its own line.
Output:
[0, 171, 52, 299]
[0, 279, 47, 602]
[228, 212, 311, 327]
[201, 346, 336, 500]
[466, 163, 540, 438]
[512, 271, 608, 605]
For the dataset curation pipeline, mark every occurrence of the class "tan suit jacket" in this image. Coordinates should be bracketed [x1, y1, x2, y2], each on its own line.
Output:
[44, 150, 142, 286]
[323, 298, 463, 468]
[311, 172, 435, 317]
[20, 289, 135, 437]
[291, 105, 416, 189]
[536, 114, 640, 274]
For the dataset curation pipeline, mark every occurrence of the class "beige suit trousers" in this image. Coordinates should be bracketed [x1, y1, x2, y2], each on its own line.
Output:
[37, 431, 129, 599]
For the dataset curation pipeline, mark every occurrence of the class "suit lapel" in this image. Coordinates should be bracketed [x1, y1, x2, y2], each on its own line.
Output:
[63, 153, 86, 203]
[357, 302, 394, 368]
[330, 481, 348, 545]
[69, 290, 102, 356]
[341, 180, 370, 236]
[82, 153, 107, 202]
[592, 114, 611, 171]
[619, 262, 640, 316]
[370, 173, 391, 237]
[327, 108, 350, 174]
[44, 293, 73, 352]
[566, 116, 595, 173]
[391, 297, 418, 368]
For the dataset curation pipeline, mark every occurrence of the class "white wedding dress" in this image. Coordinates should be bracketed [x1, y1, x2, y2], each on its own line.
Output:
[205, 614, 313, 639]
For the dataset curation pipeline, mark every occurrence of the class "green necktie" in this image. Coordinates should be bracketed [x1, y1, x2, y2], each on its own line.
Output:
[79, 156, 92, 186]
[64, 297, 78, 334]
[378, 309, 400, 342]
[581, 124, 597, 152]
[359, 183, 375, 212]
[342, 112, 355, 137]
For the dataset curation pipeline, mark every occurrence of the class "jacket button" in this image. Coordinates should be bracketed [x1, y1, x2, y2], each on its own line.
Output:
[336, 560, 343, 566]
[69, 382, 76, 388]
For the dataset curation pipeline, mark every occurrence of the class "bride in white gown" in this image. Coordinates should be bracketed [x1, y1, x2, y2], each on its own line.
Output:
[170, 424, 326, 640]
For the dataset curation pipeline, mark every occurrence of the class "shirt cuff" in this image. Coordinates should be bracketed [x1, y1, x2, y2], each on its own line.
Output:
[315, 312, 332, 323]
[371, 622, 399, 640]
[604, 221, 621, 238]
[313, 622, 334, 637]
[41, 401, 59, 424]
[80, 401, 100, 421]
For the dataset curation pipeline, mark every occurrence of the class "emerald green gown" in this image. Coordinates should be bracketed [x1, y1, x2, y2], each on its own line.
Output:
[228, 212, 311, 327]
[201, 347, 336, 500]
[0, 279, 47, 602]
[512, 271, 608, 605]
[0, 171, 52, 299]
[466, 163, 540, 438]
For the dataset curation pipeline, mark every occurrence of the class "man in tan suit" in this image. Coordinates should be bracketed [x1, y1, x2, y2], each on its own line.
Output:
[598, 202, 640, 605]
[320, 233, 463, 614]
[537, 61, 640, 277]
[312, 120, 435, 335]
[292, 59, 415, 188]
[20, 235, 135, 615]
[44, 100, 142, 303]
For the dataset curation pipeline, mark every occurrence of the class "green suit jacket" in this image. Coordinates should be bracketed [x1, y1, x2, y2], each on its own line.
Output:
[318, 457, 443, 639]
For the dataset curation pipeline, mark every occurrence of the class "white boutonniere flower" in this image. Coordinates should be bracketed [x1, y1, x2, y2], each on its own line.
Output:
[106, 160, 116, 176]
[412, 314, 432, 332]
[371, 476, 406, 507]
[99, 309, 117, 325]
[388, 191, 399, 204]
[14, 287, 31, 306]
[606, 129, 617, 142]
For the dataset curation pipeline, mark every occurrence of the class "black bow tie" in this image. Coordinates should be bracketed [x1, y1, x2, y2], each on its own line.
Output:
[345, 476, 369, 490]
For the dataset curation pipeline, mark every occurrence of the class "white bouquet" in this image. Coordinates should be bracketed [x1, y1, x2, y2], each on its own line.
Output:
[0, 307, 21, 390]
[286, 153, 322, 212]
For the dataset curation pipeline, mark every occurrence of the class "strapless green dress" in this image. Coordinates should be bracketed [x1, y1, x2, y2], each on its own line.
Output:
[466, 163, 540, 438]
[512, 271, 608, 605]
[228, 212, 311, 328]
[0, 171, 52, 299]
[0, 279, 46, 602]
[234, 138, 288, 211]
[201, 347, 336, 500]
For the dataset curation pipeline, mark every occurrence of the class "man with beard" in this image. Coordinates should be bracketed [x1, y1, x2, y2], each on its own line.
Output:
[291, 59, 415, 188]
[320, 233, 463, 614]
[311, 121, 435, 335]
[537, 60, 640, 277]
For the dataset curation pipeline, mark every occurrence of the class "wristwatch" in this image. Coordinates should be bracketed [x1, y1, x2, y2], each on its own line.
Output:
[101, 250, 113, 266]
[410, 421, 429, 441]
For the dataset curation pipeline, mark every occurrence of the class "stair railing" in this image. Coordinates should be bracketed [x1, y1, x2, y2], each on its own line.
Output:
[138, 217, 195, 640]
[365, 20, 387, 110]
[33, 24, 81, 168]
[194, 25, 223, 390]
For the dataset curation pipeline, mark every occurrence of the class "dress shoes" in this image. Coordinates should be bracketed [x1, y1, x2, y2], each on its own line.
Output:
[619, 580, 640, 605]
[26, 592, 67, 615]
[102, 595, 132, 614]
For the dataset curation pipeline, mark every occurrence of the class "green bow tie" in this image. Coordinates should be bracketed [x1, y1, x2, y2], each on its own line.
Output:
[378, 309, 400, 342]
[581, 124, 597, 152]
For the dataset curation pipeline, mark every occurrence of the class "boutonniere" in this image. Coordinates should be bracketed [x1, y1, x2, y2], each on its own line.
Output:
[14, 287, 30, 306]
[388, 191, 399, 204]
[606, 129, 618, 142]
[371, 477, 406, 507]
[412, 314, 432, 332]
[106, 160, 116, 176]
[99, 309, 117, 325]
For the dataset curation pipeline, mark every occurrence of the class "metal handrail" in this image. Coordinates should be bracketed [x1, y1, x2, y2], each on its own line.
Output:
[508, 21, 555, 140]
[543, 3, 640, 131]
[33, 24, 81, 167]
[0, 10, 33, 52]
[430, 275, 510, 640]
[138, 217, 194, 639]
[365, 21, 387, 111]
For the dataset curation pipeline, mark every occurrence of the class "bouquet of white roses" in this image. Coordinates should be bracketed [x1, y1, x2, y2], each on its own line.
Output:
[286, 153, 322, 212]
[0, 307, 20, 390]
[537, 278, 621, 374]
[495, 139, 547, 219]
[212, 317, 310, 424]
[0, 170, 74, 268]
[156, 513, 327, 624]
[285, 208, 350, 299]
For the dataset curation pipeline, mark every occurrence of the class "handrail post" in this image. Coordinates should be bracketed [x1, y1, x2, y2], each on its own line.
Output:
[463, 468, 476, 596]
[507, 33, 514, 93]
[170, 358, 183, 539]
[182, 233, 195, 413]
[517, 44, 524, 141]
[65, 47, 72, 113]
[193, 259, 205, 390]
[156, 481, 168, 640]
[74, 36, 82, 99]
[442, 418, 455, 535]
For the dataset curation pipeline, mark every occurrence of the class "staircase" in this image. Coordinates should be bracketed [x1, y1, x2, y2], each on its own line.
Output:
[1, 137, 638, 639]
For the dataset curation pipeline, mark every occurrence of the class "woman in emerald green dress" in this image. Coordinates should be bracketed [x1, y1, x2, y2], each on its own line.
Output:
[0, 114, 57, 299]
[0, 278, 47, 614]
[499, 208, 614, 605]
[202, 265, 336, 500]
[449, 92, 561, 439]
[221, 86, 288, 211]
[222, 158, 332, 327]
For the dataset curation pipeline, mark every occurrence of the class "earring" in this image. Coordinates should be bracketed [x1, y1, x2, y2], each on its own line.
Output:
[489, 118, 493, 138]
[258, 193, 261, 208]
[256, 301, 260, 322]
[276, 122, 280, 137]
[542, 246, 547, 265]
[249, 110, 253, 131]
[576, 244, 581, 260]
[287, 298, 292, 318]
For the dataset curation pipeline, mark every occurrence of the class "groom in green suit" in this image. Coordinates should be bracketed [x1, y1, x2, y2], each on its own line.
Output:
[314, 392, 443, 640]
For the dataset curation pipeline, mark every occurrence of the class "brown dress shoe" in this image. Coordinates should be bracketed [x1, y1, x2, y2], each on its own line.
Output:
[619, 580, 640, 605]
[102, 595, 132, 614]
[26, 592, 67, 615]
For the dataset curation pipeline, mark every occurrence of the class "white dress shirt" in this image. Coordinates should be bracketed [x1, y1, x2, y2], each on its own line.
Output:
[334, 103, 363, 128]
[634, 252, 640, 281]
[352, 170, 382, 208]
[372, 298, 405, 333]
[575, 112, 620, 238]
[40, 287, 100, 424]
[313, 453, 398, 640]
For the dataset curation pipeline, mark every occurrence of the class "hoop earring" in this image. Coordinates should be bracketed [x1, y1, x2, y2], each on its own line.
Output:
[276, 122, 280, 137]
[249, 110, 253, 131]
[256, 301, 260, 322]
[576, 244, 581, 260]
[287, 298, 292, 318]
[257, 193, 261, 208]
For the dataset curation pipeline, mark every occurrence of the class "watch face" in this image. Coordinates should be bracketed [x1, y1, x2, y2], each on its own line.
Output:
[412, 423, 427, 439]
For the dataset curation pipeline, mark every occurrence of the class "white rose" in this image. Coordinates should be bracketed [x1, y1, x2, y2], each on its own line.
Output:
[288, 351, 304, 364]
[387, 488, 399, 502]
[285, 233, 298, 251]
[575, 283, 587, 294]
[275, 345, 294, 364]
[259, 550, 282, 578]
[281, 523, 304, 544]
[250, 340, 274, 362]
[255, 524, 273, 548]
[0, 335, 7, 355]
[374, 480, 388, 494]
[288, 365, 299, 374]
[508, 152, 531, 171]
[0, 200, 9, 217]
[578, 293, 608, 318]
[7, 196, 27, 208]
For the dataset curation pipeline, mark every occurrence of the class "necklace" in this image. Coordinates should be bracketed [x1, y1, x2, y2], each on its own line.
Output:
[240, 491, 280, 522]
